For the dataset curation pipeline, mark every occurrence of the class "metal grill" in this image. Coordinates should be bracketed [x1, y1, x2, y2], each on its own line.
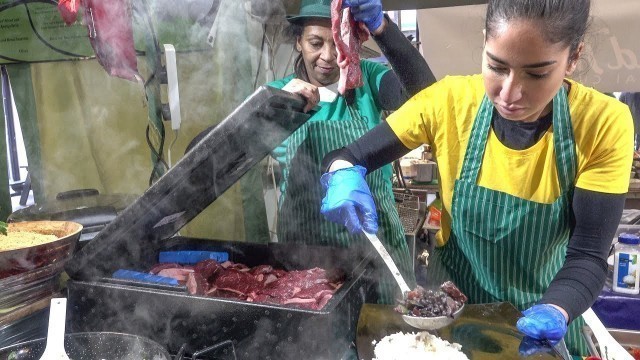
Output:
[394, 191, 421, 235]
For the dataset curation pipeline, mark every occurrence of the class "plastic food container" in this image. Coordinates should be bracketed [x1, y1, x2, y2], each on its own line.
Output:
[612, 233, 640, 295]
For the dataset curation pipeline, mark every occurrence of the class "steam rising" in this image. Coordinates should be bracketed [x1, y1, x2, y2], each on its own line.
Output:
[21, 0, 441, 358]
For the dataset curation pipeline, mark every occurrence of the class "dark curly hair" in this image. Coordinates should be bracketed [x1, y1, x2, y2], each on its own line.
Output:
[285, 22, 310, 83]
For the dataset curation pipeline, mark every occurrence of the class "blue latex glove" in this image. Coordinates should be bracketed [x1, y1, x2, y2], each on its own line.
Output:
[342, 0, 384, 33]
[516, 304, 568, 343]
[320, 165, 378, 234]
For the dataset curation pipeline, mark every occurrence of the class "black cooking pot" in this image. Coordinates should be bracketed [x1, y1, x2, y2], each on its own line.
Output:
[0, 332, 172, 359]
[8, 189, 137, 246]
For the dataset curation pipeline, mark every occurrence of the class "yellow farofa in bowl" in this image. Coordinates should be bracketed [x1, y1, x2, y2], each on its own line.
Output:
[0, 230, 58, 251]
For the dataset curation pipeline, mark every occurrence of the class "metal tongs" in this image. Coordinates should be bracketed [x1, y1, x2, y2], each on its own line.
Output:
[362, 231, 463, 330]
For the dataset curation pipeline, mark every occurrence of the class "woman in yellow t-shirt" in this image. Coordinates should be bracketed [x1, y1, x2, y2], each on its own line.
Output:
[318, 0, 633, 356]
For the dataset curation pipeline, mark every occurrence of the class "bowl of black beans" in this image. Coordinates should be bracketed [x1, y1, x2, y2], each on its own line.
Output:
[394, 281, 468, 330]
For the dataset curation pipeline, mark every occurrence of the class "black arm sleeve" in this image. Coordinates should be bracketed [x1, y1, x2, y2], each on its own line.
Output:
[540, 187, 625, 322]
[321, 121, 411, 173]
[373, 15, 436, 110]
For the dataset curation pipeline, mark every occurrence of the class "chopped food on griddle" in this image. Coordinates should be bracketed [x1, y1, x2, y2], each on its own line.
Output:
[395, 282, 467, 318]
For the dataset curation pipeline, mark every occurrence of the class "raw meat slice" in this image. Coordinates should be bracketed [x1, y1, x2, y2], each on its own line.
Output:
[157, 268, 194, 282]
[82, 0, 140, 81]
[250, 265, 273, 275]
[186, 272, 209, 295]
[293, 283, 336, 299]
[149, 263, 182, 275]
[148, 259, 344, 310]
[193, 259, 222, 280]
[57, 0, 80, 25]
[214, 269, 263, 295]
[331, 0, 369, 94]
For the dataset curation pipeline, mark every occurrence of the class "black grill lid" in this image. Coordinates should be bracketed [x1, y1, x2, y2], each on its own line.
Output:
[65, 85, 310, 281]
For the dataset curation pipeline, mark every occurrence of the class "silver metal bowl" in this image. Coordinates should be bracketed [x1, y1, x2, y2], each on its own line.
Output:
[402, 303, 465, 330]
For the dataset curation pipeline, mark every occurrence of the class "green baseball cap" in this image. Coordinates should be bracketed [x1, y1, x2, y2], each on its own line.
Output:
[286, 0, 332, 24]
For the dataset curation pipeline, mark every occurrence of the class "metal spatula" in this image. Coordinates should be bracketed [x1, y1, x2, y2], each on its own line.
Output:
[362, 230, 411, 295]
[39, 298, 70, 360]
[582, 308, 632, 360]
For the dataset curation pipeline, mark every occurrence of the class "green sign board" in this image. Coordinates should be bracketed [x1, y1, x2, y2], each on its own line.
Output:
[0, 0, 213, 64]
[0, 1, 93, 63]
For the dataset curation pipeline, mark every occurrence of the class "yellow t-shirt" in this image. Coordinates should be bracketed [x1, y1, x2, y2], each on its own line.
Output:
[387, 74, 634, 246]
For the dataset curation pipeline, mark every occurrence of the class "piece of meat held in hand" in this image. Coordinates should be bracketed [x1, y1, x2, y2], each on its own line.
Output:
[331, 0, 369, 94]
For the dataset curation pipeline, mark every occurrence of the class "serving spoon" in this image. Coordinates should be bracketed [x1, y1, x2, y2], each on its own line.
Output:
[362, 230, 464, 330]
[39, 298, 71, 360]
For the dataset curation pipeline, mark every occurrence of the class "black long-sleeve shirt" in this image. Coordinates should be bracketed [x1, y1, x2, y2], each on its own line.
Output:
[369, 14, 435, 110]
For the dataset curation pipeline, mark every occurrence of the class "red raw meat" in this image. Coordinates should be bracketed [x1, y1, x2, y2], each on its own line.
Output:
[316, 293, 334, 309]
[258, 268, 330, 300]
[272, 269, 288, 278]
[186, 272, 209, 295]
[58, 0, 80, 25]
[149, 259, 344, 310]
[262, 273, 279, 286]
[331, 0, 369, 95]
[214, 269, 263, 296]
[194, 259, 222, 280]
[250, 265, 273, 275]
[157, 268, 194, 282]
[293, 283, 335, 299]
[283, 298, 317, 306]
[82, 0, 140, 81]
[149, 263, 182, 275]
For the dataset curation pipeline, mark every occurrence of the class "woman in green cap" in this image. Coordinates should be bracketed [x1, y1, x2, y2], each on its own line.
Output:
[268, 0, 434, 303]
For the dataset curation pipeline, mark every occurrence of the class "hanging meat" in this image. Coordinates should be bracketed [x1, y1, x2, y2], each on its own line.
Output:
[57, 0, 140, 82]
[331, 0, 369, 95]
[83, 0, 140, 82]
[58, 0, 80, 25]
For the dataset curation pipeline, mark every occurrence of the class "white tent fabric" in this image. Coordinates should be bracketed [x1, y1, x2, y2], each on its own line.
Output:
[417, 0, 640, 92]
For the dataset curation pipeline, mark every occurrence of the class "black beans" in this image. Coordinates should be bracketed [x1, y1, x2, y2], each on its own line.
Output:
[394, 282, 467, 318]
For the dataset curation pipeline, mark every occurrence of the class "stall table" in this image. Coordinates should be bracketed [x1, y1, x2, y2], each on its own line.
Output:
[592, 284, 640, 331]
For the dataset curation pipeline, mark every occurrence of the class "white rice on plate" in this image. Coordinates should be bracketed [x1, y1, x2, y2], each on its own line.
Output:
[373, 331, 469, 360]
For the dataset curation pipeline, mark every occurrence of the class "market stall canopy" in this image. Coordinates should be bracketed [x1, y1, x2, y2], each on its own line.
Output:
[417, 0, 640, 92]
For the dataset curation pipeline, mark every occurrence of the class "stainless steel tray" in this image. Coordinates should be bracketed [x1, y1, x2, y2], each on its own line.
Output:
[582, 327, 640, 358]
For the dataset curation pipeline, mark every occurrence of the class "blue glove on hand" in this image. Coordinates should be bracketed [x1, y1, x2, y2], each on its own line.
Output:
[320, 165, 378, 234]
[516, 304, 568, 343]
[342, 0, 384, 33]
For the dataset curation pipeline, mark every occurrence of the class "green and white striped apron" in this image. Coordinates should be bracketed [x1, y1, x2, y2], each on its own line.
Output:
[277, 105, 415, 304]
[439, 86, 588, 355]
